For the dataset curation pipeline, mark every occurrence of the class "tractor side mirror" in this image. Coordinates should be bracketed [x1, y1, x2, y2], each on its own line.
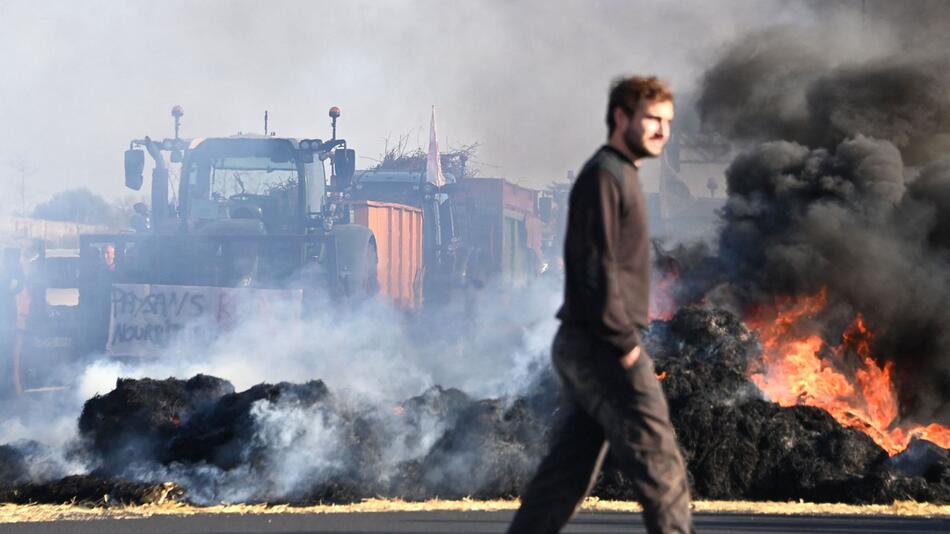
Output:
[332, 149, 356, 189]
[125, 149, 145, 190]
[539, 196, 553, 223]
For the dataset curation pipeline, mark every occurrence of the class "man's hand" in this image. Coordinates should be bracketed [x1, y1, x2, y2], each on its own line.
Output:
[620, 345, 641, 369]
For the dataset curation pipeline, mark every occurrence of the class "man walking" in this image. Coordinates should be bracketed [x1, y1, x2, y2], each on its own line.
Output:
[507, 76, 692, 533]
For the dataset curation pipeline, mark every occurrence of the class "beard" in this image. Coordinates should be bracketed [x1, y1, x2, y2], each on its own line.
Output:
[623, 125, 657, 160]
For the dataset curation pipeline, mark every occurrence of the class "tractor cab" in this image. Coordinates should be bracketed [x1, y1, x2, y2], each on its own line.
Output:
[178, 136, 328, 235]
[123, 105, 356, 236]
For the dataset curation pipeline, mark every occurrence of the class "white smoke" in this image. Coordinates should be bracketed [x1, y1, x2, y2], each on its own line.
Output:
[1, 276, 560, 499]
[77, 277, 560, 403]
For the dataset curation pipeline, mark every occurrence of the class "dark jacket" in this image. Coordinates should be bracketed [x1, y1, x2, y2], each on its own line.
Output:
[556, 145, 650, 356]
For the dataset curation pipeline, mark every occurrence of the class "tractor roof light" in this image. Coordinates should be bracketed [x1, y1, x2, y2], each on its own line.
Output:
[171, 105, 184, 118]
[329, 106, 341, 119]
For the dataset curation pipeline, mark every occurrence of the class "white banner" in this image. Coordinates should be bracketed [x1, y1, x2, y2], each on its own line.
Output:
[426, 106, 447, 188]
[107, 283, 303, 357]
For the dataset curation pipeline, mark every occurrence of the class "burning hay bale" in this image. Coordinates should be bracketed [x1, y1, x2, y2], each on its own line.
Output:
[609, 306, 950, 504]
[5, 309, 948, 507]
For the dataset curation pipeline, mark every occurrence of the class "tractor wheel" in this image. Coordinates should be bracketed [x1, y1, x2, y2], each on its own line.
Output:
[332, 224, 379, 299]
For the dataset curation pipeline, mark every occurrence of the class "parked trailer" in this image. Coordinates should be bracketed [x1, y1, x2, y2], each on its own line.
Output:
[447, 177, 544, 287]
[348, 201, 423, 310]
[349, 170, 550, 298]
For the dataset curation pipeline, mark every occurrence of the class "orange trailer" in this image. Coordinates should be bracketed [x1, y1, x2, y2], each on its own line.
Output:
[348, 200, 424, 309]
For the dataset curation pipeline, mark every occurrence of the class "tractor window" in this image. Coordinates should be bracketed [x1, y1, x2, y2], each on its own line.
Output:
[209, 157, 298, 200]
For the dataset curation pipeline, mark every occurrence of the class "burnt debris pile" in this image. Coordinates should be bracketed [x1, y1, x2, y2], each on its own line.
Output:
[2, 309, 949, 505]
[401, 395, 552, 500]
[78, 374, 235, 472]
[65, 373, 557, 504]
[631, 307, 950, 504]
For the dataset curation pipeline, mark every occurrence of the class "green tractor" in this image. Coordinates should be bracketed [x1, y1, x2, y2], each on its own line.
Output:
[78, 106, 404, 357]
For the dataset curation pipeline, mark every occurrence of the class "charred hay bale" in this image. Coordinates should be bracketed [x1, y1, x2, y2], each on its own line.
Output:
[675, 399, 888, 501]
[643, 307, 950, 504]
[641, 307, 896, 503]
[388, 386, 473, 474]
[519, 366, 563, 420]
[646, 306, 760, 404]
[381, 387, 475, 500]
[656, 306, 757, 371]
[78, 374, 234, 471]
[666, 398, 767, 499]
[209, 385, 475, 504]
[418, 397, 549, 499]
[810, 460, 950, 504]
[594, 400, 892, 503]
[890, 439, 950, 480]
[864, 439, 950, 504]
[396, 386, 473, 446]
[592, 398, 767, 501]
[746, 404, 888, 501]
[308, 408, 403, 501]
[384, 385, 552, 501]
[0, 475, 185, 505]
[166, 380, 331, 469]
[0, 444, 28, 485]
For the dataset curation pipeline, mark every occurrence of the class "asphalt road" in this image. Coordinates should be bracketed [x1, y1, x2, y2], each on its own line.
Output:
[4, 511, 949, 534]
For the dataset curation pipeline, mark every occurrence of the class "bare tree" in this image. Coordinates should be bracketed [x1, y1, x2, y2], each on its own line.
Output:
[8, 153, 37, 216]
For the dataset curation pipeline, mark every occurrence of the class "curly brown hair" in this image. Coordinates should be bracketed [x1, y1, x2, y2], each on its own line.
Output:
[606, 76, 673, 134]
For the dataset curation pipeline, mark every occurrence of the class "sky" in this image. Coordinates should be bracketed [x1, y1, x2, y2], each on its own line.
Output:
[0, 0, 817, 210]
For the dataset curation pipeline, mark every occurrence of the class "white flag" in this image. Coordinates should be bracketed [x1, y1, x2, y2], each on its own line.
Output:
[426, 106, 446, 188]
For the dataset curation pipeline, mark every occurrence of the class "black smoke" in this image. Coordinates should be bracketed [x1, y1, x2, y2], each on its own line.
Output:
[689, 2, 950, 424]
[697, 3, 950, 166]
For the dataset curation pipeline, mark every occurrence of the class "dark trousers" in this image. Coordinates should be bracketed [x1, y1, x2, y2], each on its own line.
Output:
[507, 325, 693, 534]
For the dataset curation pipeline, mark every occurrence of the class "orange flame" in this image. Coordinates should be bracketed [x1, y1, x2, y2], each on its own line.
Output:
[650, 271, 679, 321]
[746, 289, 950, 455]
